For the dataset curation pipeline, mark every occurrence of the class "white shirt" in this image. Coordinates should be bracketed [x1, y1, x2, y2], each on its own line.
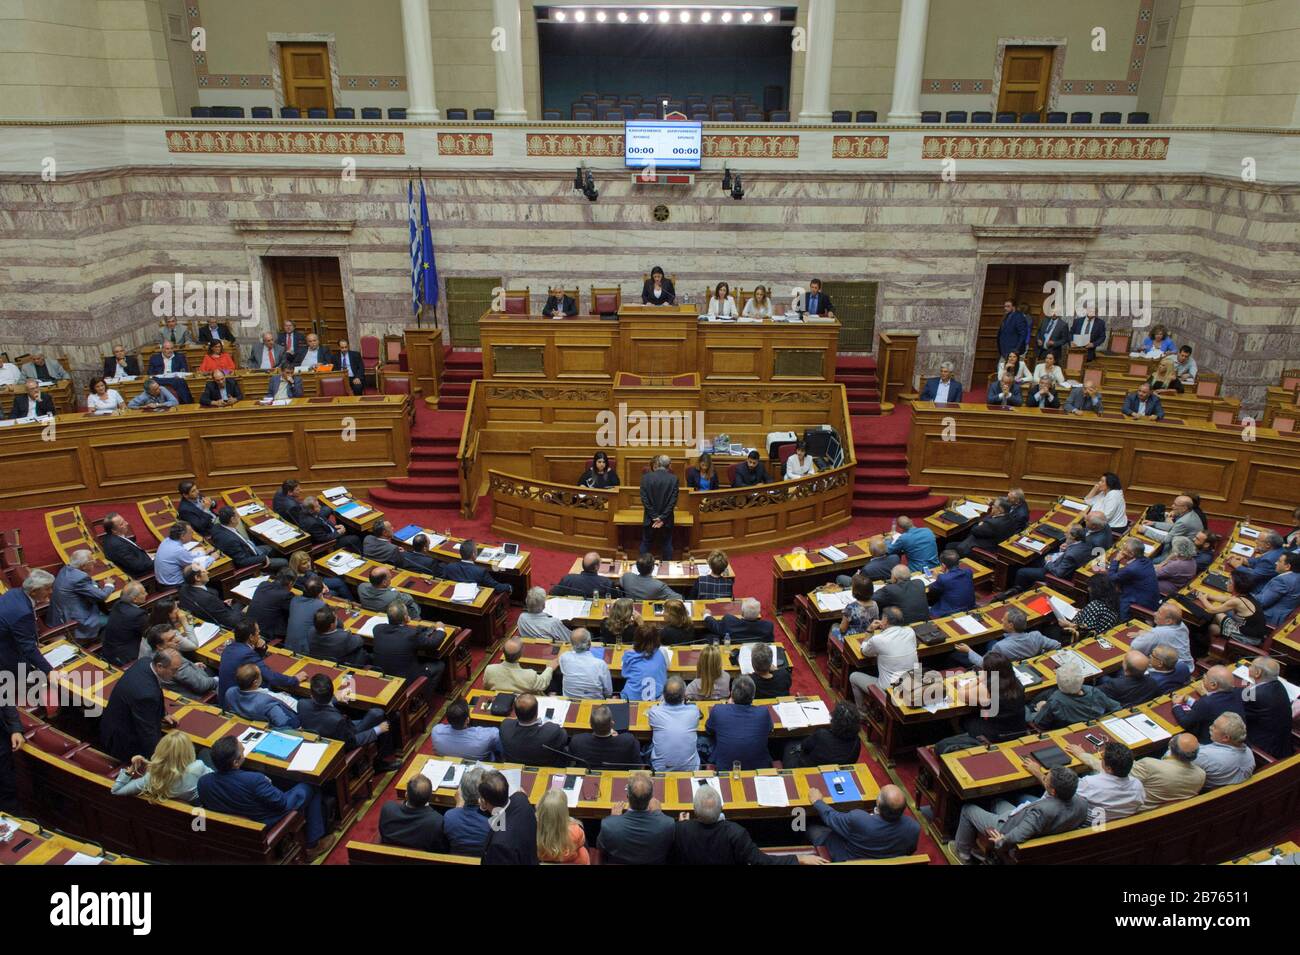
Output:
[1032, 363, 1068, 388]
[707, 296, 738, 317]
[742, 299, 772, 318]
[785, 453, 817, 480]
[0, 363, 20, 386]
[933, 379, 955, 403]
[87, 390, 125, 413]
[1077, 765, 1145, 821]
[860, 625, 919, 687]
[158, 354, 179, 375]
[1085, 487, 1128, 529]
[996, 359, 1035, 384]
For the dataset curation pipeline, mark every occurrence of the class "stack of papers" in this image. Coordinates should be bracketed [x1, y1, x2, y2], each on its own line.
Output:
[954, 501, 989, 519]
[335, 501, 370, 519]
[818, 546, 849, 562]
[43, 644, 78, 669]
[753, 775, 789, 807]
[287, 741, 329, 773]
[536, 697, 568, 726]
[193, 621, 221, 644]
[1050, 648, 1101, 678]
[1060, 498, 1087, 511]
[498, 553, 524, 570]
[235, 502, 264, 516]
[250, 518, 300, 544]
[550, 774, 583, 808]
[1238, 525, 1260, 540]
[499, 767, 524, 795]
[64, 853, 104, 866]
[1016, 537, 1047, 552]
[421, 760, 466, 790]
[799, 699, 831, 724]
[1230, 542, 1256, 558]
[325, 552, 365, 573]
[451, 582, 480, 603]
[952, 614, 986, 635]
[322, 486, 349, 499]
[231, 575, 270, 600]
[689, 776, 725, 806]
[544, 597, 591, 620]
[813, 590, 854, 613]
[182, 540, 203, 553]
[1102, 714, 1171, 745]
[357, 616, 386, 637]
[1048, 595, 1078, 622]
[774, 701, 811, 728]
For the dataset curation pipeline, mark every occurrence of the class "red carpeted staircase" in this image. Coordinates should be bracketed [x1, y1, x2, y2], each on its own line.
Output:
[836, 354, 882, 416]
[368, 405, 465, 510]
[438, 348, 482, 411]
[848, 404, 946, 519]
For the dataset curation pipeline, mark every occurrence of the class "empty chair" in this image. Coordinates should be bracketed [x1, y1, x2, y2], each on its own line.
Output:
[769, 110, 791, 122]
[445, 107, 468, 119]
[361, 107, 382, 119]
[214, 106, 245, 118]
[279, 106, 301, 118]
[1100, 111, 1122, 123]
[597, 105, 621, 120]
[190, 106, 212, 117]
[1045, 111, 1067, 123]
[333, 107, 355, 119]
[542, 108, 562, 120]
[971, 110, 993, 122]
[641, 110, 663, 119]
[741, 110, 763, 122]
[1069, 111, 1093, 123]
[1019, 111, 1040, 122]
[473, 107, 495, 120]
[945, 110, 968, 123]
[1127, 111, 1150, 123]
[387, 107, 406, 119]
[572, 107, 595, 120]
[920, 110, 940, 123]
[713, 111, 735, 122]
[619, 105, 636, 119]
[250, 106, 272, 118]
[831, 110, 851, 122]
[306, 107, 327, 119]
[995, 111, 1017, 123]
[855, 110, 877, 123]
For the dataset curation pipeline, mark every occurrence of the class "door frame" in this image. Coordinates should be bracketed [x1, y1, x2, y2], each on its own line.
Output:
[990, 37, 1067, 113]
[267, 33, 342, 111]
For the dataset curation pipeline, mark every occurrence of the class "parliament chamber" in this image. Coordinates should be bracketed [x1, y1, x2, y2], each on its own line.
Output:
[1, 4, 1299, 915]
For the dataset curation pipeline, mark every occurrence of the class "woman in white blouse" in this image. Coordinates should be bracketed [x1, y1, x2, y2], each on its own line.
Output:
[995, 350, 1035, 386]
[742, 284, 773, 319]
[86, 376, 125, 413]
[784, 440, 818, 480]
[1084, 472, 1128, 530]
[706, 281, 738, 317]
[1031, 352, 1068, 389]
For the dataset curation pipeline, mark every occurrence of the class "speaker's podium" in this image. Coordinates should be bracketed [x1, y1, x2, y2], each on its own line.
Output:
[616, 304, 701, 376]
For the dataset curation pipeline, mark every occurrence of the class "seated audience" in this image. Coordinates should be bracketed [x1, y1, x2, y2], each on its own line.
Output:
[499, 693, 569, 768]
[1014, 523, 1091, 590]
[577, 450, 620, 488]
[706, 675, 772, 770]
[929, 549, 975, 616]
[1097, 650, 1160, 707]
[1122, 381, 1165, 420]
[648, 676, 701, 771]
[8, 378, 56, 418]
[212, 505, 283, 571]
[1137, 324, 1176, 355]
[1060, 741, 1145, 822]
[225, 663, 299, 728]
[49, 549, 114, 642]
[886, 515, 940, 571]
[1130, 733, 1205, 810]
[298, 674, 393, 767]
[1173, 665, 1246, 742]
[1156, 536, 1198, 593]
[658, 598, 695, 645]
[671, 784, 817, 865]
[731, 450, 771, 487]
[197, 319, 234, 344]
[569, 704, 643, 770]
[541, 285, 577, 318]
[378, 774, 444, 852]
[621, 624, 670, 701]
[102, 344, 140, 380]
[954, 496, 1015, 558]
[441, 539, 512, 592]
[371, 602, 447, 685]
[1197, 568, 1268, 648]
[1242, 656, 1294, 758]
[484, 635, 556, 693]
[951, 765, 1087, 864]
[869, 564, 929, 624]
[849, 605, 917, 706]
[536, 789, 590, 864]
[953, 651, 1027, 743]
[299, 495, 363, 553]
[1147, 644, 1192, 696]
[100, 511, 153, 577]
[1025, 375, 1060, 409]
[142, 623, 217, 697]
[551, 550, 618, 598]
[1130, 602, 1193, 670]
[1253, 550, 1300, 627]
[1195, 712, 1255, 788]
[597, 772, 675, 865]
[748, 642, 791, 698]
[782, 701, 862, 768]
[179, 564, 244, 631]
[1058, 574, 1122, 642]
[199, 736, 326, 850]
[807, 783, 919, 862]
[431, 698, 501, 760]
[217, 619, 303, 702]
[1065, 380, 1104, 415]
[198, 340, 235, 374]
[685, 643, 730, 702]
[336, 338, 365, 394]
[247, 566, 296, 640]
[685, 453, 722, 491]
[1103, 538, 1160, 618]
[264, 360, 303, 400]
[784, 440, 817, 480]
[919, 361, 963, 403]
[959, 607, 1060, 666]
[479, 769, 538, 865]
[1028, 661, 1120, 729]
[704, 597, 774, 643]
[831, 573, 879, 643]
[559, 628, 612, 699]
[284, 575, 326, 654]
[442, 767, 491, 856]
[516, 586, 571, 641]
[308, 606, 369, 667]
[101, 581, 150, 665]
[995, 350, 1034, 386]
[87, 376, 126, 413]
[742, 284, 773, 318]
[111, 731, 212, 803]
[1084, 472, 1128, 531]
[359, 566, 421, 621]
[986, 370, 1023, 407]
[705, 280, 738, 318]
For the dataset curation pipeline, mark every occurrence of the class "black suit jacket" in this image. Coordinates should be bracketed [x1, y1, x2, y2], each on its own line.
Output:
[248, 580, 293, 639]
[640, 469, 679, 523]
[102, 533, 154, 577]
[101, 601, 150, 666]
[199, 378, 244, 406]
[276, 331, 305, 361]
[568, 732, 643, 770]
[482, 791, 538, 865]
[177, 497, 217, 536]
[336, 350, 364, 381]
[296, 512, 342, 545]
[551, 571, 617, 598]
[211, 523, 265, 567]
[640, 279, 676, 306]
[272, 491, 302, 525]
[861, 554, 902, 581]
[102, 355, 141, 378]
[542, 295, 578, 317]
[441, 560, 511, 592]
[803, 290, 833, 317]
[178, 583, 244, 632]
[372, 623, 444, 680]
[297, 698, 372, 750]
[1245, 680, 1295, 758]
[8, 394, 55, 418]
[970, 513, 1016, 549]
[1047, 540, 1093, 580]
[705, 615, 774, 644]
[671, 819, 794, 865]
[379, 801, 446, 852]
[197, 323, 235, 343]
[499, 720, 569, 767]
[99, 660, 164, 762]
[308, 627, 369, 667]
[871, 579, 930, 624]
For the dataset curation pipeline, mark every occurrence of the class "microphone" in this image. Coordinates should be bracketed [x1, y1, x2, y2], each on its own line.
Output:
[541, 743, 647, 772]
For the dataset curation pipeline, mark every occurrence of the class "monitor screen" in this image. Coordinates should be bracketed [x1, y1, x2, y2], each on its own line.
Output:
[624, 120, 703, 170]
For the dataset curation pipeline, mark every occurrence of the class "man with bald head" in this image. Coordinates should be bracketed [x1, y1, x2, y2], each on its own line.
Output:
[551, 550, 617, 598]
[1147, 643, 1191, 695]
[1130, 602, 1192, 669]
[1130, 733, 1205, 810]
[806, 782, 919, 861]
[1173, 665, 1246, 743]
[1143, 494, 1204, 564]
[483, 636, 555, 693]
[100, 580, 150, 665]
[1097, 650, 1160, 707]
[199, 369, 242, 406]
[1083, 511, 1114, 552]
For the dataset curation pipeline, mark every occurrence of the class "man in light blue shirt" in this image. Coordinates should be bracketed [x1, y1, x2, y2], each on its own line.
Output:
[558, 628, 612, 699]
[958, 607, 1060, 666]
[885, 516, 939, 572]
[153, 521, 198, 587]
[128, 379, 178, 410]
[1129, 603, 1193, 670]
[431, 698, 501, 761]
[647, 676, 701, 771]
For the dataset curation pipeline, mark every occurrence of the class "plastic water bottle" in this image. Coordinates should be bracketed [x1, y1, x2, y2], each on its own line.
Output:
[889, 518, 898, 538]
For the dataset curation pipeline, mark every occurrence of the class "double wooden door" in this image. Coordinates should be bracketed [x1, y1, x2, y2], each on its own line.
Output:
[972, 264, 1065, 385]
[280, 42, 334, 113]
[267, 257, 348, 344]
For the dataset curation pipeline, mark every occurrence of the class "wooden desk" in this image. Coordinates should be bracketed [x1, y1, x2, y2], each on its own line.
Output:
[0, 813, 142, 865]
[396, 755, 879, 819]
[508, 636, 790, 678]
[563, 554, 734, 598]
[112, 369, 339, 404]
[0, 378, 74, 414]
[771, 535, 886, 611]
[43, 507, 133, 601]
[220, 486, 311, 553]
[0, 396, 410, 510]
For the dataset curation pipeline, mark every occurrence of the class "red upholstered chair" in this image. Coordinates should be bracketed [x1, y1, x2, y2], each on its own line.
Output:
[776, 443, 798, 472]
[1211, 409, 1236, 426]
[1083, 368, 1103, 389]
[1064, 350, 1084, 375]
[590, 286, 621, 315]
[360, 336, 381, 381]
[1110, 331, 1131, 353]
[1127, 361, 1148, 377]
[503, 288, 529, 314]
[383, 335, 405, 372]
[1272, 416, 1296, 434]
[317, 375, 348, 397]
[1282, 374, 1300, 391]
[1195, 380, 1218, 398]
[728, 462, 742, 485]
[382, 375, 411, 397]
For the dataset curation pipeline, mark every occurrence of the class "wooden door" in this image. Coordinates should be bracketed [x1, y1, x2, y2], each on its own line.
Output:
[280, 42, 334, 113]
[972, 264, 1064, 385]
[998, 46, 1053, 118]
[267, 257, 348, 343]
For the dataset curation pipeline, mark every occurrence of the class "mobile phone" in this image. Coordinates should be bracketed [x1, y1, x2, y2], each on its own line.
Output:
[652, 603, 665, 615]
[503, 542, 519, 555]
[833, 780, 846, 796]
[1083, 733, 1105, 747]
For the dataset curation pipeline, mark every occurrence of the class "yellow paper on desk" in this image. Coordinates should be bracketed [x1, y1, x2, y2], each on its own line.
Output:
[787, 554, 811, 571]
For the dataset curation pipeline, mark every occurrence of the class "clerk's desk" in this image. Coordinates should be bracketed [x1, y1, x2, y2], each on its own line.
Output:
[479, 306, 840, 382]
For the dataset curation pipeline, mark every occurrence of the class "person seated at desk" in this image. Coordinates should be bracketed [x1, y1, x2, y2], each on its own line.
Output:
[706, 675, 772, 770]
[578, 450, 619, 488]
[379, 774, 445, 852]
[1129, 602, 1192, 669]
[296, 333, 332, 372]
[264, 360, 303, 400]
[441, 538, 512, 592]
[86, 376, 125, 413]
[784, 440, 817, 480]
[299, 673, 394, 768]
[48, 548, 115, 642]
[336, 338, 365, 395]
[308, 606, 370, 667]
[919, 361, 963, 403]
[1032, 352, 1069, 390]
[885, 515, 939, 572]
[359, 566, 422, 621]
[483, 635, 556, 693]
[958, 607, 1060, 666]
[276, 321, 305, 361]
[8, 378, 55, 418]
[807, 782, 919, 862]
[157, 316, 193, 346]
[0, 352, 21, 387]
[404, 534, 446, 576]
[705, 597, 775, 644]
[1036, 309, 1071, 365]
[480, 769, 540, 865]
[100, 581, 150, 665]
[551, 550, 618, 598]
[299, 495, 363, 554]
[1025, 375, 1060, 409]
[1014, 523, 1092, 591]
[217, 619, 304, 702]
[198, 736, 326, 853]
[1195, 712, 1255, 788]
[431, 698, 501, 760]
[1172, 665, 1245, 743]
[541, 285, 578, 318]
[1083, 472, 1128, 531]
[870, 565, 929, 625]
[619, 553, 677, 600]
[442, 767, 491, 856]
[995, 350, 1034, 387]
[706, 281, 737, 317]
[248, 332, 284, 371]
[128, 378, 179, 411]
[832, 574, 881, 650]
[834, 539, 900, 589]
[1129, 733, 1205, 811]
[950, 765, 1088, 865]
[225, 662, 300, 729]
[154, 520, 198, 588]
[953, 496, 1015, 559]
[147, 339, 192, 396]
[569, 703, 643, 770]
[620, 624, 671, 701]
[598, 597, 640, 644]
[1136, 323, 1177, 356]
[1149, 352, 1181, 392]
[1242, 656, 1294, 759]
[1028, 660, 1121, 729]
[686, 452, 722, 490]
[371, 601, 447, 685]
[284, 575, 326, 654]
[742, 284, 773, 319]
[1174, 345, 1198, 385]
[685, 643, 730, 702]
[1103, 537, 1161, 620]
[517, 586, 571, 642]
[748, 641, 791, 698]
[198, 339, 235, 374]
[803, 277, 834, 318]
[111, 731, 212, 804]
[783, 700, 862, 768]
[986, 370, 1023, 407]
[1147, 644, 1190, 696]
[1064, 380, 1103, 415]
[1251, 550, 1300, 628]
[537, 788, 590, 864]
[732, 449, 770, 487]
[500, 692, 570, 767]
[198, 369, 242, 410]
[1057, 740, 1144, 822]
[597, 772, 676, 865]
[1155, 536, 1197, 594]
[691, 549, 733, 599]
[176, 479, 218, 536]
[213, 505, 285, 572]
[1223, 530, 1285, 591]
[363, 518, 417, 569]
[197, 319, 235, 344]
[671, 784, 817, 865]
[929, 549, 975, 617]
[1070, 307, 1107, 361]
[1193, 529, 1220, 574]
[248, 566, 297, 641]
[20, 351, 70, 382]
[641, 265, 675, 305]
[558, 628, 612, 699]
[102, 344, 140, 380]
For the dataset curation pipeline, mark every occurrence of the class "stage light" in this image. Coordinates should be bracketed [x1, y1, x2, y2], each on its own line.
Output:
[555, 9, 566, 20]
[657, 10, 669, 22]
[720, 11, 732, 22]
[762, 11, 773, 21]
[721, 166, 732, 190]
[583, 168, 599, 202]
[730, 172, 744, 200]
[594, 10, 606, 21]
[680, 10, 691, 21]
[741, 11, 753, 22]
[617, 10, 628, 20]
[574, 9, 585, 21]
[700, 10, 712, 21]
[638, 10, 649, 21]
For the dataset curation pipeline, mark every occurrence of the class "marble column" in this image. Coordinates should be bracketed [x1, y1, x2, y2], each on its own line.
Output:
[797, 0, 836, 123]
[491, 0, 527, 120]
[401, 0, 441, 120]
[886, 0, 930, 123]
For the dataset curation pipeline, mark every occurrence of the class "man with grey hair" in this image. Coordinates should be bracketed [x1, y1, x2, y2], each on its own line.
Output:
[1027, 660, 1121, 729]
[1172, 664, 1245, 743]
[362, 519, 409, 569]
[1006, 488, 1030, 532]
[1141, 494, 1204, 564]
[101, 580, 150, 665]
[958, 606, 1060, 667]
[48, 548, 115, 642]
[1243, 656, 1294, 758]
[870, 563, 929, 625]
[1130, 602, 1192, 669]
[1226, 530, 1287, 591]
[647, 675, 700, 771]
[850, 605, 918, 706]
[0, 569, 56, 678]
[442, 765, 492, 856]
[516, 586, 571, 642]
[484, 635, 555, 693]
[836, 537, 901, 588]
[705, 596, 774, 643]
[950, 765, 1087, 864]
[1195, 712, 1255, 788]
[1102, 537, 1161, 619]
[1083, 510, 1114, 552]
[956, 496, 1016, 559]
[807, 782, 919, 861]
[671, 783, 823, 865]
[558, 627, 611, 698]
[1131, 732, 1205, 810]
[919, 361, 963, 403]
[599, 771, 675, 864]
[639, 452, 679, 559]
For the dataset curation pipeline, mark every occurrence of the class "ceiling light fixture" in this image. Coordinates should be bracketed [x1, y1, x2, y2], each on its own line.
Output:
[741, 11, 753, 22]
[657, 10, 669, 22]
[595, 10, 606, 21]
[574, 9, 586, 21]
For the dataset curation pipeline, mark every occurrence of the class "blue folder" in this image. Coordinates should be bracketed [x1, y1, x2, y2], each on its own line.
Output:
[820, 770, 862, 803]
[254, 732, 303, 761]
[394, 523, 423, 543]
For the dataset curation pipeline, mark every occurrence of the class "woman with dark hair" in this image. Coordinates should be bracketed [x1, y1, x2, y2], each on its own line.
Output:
[1138, 323, 1176, 355]
[1061, 574, 1122, 642]
[995, 349, 1034, 387]
[781, 701, 861, 767]
[706, 281, 737, 317]
[619, 624, 670, 701]
[659, 598, 695, 645]
[640, 266, 675, 305]
[686, 453, 721, 490]
[86, 376, 126, 413]
[148, 597, 200, 651]
[1197, 568, 1268, 646]
[1084, 471, 1128, 530]
[198, 339, 235, 374]
[578, 450, 620, 489]
[955, 650, 1027, 743]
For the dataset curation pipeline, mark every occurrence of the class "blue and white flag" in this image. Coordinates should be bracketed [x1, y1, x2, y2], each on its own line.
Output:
[418, 178, 438, 309]
[407, 178, 420, 315]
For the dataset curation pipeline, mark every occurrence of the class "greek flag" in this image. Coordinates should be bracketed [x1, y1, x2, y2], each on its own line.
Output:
[408, 177, 437, 316]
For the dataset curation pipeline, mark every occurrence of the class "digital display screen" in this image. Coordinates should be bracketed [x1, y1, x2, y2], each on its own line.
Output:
[624, 120, 703, 169]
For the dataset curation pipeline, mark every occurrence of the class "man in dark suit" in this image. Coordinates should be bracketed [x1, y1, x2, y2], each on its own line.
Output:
[272, 479, 303, 523]
[98, 648, 181, 762]
[294, 333, 333, 372]
[671, 783, 809, 865]
[919, 362, 963, 403]
[363, 520, 416, 569]
[551, 551, 618, 598]
[212, 505, 284, 570]
[176, 480, 218, 536]
[639, 454, 679, 559]
[1084, 512, 1114, 552]
[217, 620, 303, 701]
[297, 496, 363, 553]
[1014, 523, 1091, 590]
[100, 512, 154, 578]
[802, 278, 834, 318]
[1121, 383, 1165, 420]
[197, 320, 235, 344]
[1036, 310, 1071, 365]
[707, 675, 773, 769]
[704, 598, 774, 644]
[335, 338, 365, 395]
[871, 565, 930, 624]
[1107, 538, 1160, 618]
[597, 772, 676, 864]
[1007, 489, 1030, 532]
[954, 497, 1015, 558]
[199, 370, 243, 406]
[100, 581, 150, 666]
[379, 775, 445, 851]
[441, 539, 511, 591]
[1174, 665, 1246, 743]
[307, 607, 369, 667]
[0, 571, 55, 679]
[499, 693, 569, 767]
[731, 450, 771, 488]
[928, 550, 975, 617]
[102, 344, 141, 379]
[541, 286, 578, 318]
[371, 602, 447, 684]
[248, 567, 296, 641]
[276, 321, 305, 362]
[198, 735, 326, 850]
[1097, 650, 1161, 707]
[568, 704, 643, 770]
[479, 769, 538, 865]
[986, 371, 1023, 407]
[178, 564, 245, 631]
[1070, 308, 1107, 361]
[835, 539, 901, 589]
[8, 378, 55, 419]
[996, 301, 1030, 359]
[0, 700, 21, 812]
[298, 673, 394, 766]
[404, 534, 446, 576]
[146, 340, 193, 403]
[1243, 657, 1295, 758]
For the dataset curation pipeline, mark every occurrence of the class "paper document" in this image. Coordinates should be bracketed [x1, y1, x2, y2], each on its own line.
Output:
[451, 583, 480, 603]
[1048, 595, 1078, 622]
[819, 546, 849, 562]
[696, 563, 711, 576]
[1143, 543, 1158, 557]
[955, 501, 989, 519]
[814, 590, 854, 613]
[550, 774, 582, 808]
[1238, 525, 1260, 539]
[544, 597, 590, 620]
[754, 775, 789, 808]
[1101, 717, 1146, 746]
[287, 741, 329, 773]
[800, 699, 832, 725]
[1017, 537, 1047, 552]
[1060, 498, 1087, 511]
[498, 554, 524, 570]
[235, 502, 264, 516]
[774, 701, 810, 729]
[193, 621, 221, 645]
[232, 575, 270, 600]
[357, 615, 385, 637]
[64, 852, 104, 865]
[1071, 334, 1091, 347]
[1230, 543, 1255, 558]
[953, 614, 985, 635]
[500, 768, 524, 795]
[326, 552, 364, 573]
[1146, 526, 1169, 542]
[1126, 713, 1171, 743]
[321, 486, 348, 499]
[690, 776, 725, 806]
[1051, 649, 1100, 678]
[536, 697, 568, 726]
[421, 759, 465, 790]
[43, 644, 78, 669]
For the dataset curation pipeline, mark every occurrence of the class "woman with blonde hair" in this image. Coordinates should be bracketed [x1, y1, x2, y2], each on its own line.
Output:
[685, 642, 730, 701]
[659, 598, 694, 645]
[599, 597, 638, 643]
[742, 284, 772, 318]
[111, 731, 212, 803]
[536, 788, 590, 864]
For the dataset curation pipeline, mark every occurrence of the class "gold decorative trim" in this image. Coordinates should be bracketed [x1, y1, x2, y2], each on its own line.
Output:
[831, 135, 890, 159]
[526, 133, 624, 157]
[489, 473, 610, 510]
[438, 132, 493, 156]
[698, 470, 848, 512]
[164, 129, 404, 154]
[922, 136, 1169, 161]
[703, 135, 799, 158]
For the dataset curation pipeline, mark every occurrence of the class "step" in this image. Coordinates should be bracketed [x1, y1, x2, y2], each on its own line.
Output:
[854, 483, 935, 501]
[370, 488, 462, 509]
[836, 374, 878, 387]
[852, 495, 948, 517]
[844, 389, 882, 401]
[835, 356, 877, 371]
[847, 403, 883, 415]
[410, 445, 460, 460]
[408, 460, 459, 477]
[440, 377, 476, 390]
[438, 398, 469, 411]
[854, 467, 911, 482]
